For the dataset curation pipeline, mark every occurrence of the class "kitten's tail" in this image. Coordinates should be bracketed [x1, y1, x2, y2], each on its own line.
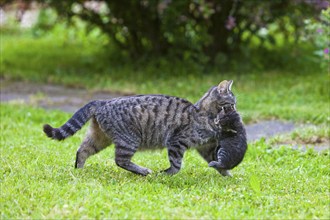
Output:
[43, 100, 105, 141]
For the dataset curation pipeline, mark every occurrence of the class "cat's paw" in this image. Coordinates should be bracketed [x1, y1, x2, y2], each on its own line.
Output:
[219, 169, 232, 177]
[140, 168, 153, 176]
[162, 167, 180, 175]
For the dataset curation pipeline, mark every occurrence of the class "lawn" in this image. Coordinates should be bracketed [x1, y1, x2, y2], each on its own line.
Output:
[0, 104, 329, 219]
[0, 25, 329, 219]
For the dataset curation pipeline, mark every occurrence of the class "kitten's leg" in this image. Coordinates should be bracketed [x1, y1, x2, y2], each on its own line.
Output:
[115, 145, 152, 176]
[75, 118, 111, 168]
[163, 144, 187, 175]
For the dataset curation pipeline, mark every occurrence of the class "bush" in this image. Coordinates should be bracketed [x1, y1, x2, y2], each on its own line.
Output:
[5, 0, 325, 64]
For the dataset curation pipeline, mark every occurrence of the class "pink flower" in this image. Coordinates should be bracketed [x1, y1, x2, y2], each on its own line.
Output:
[324, 48, 329, 54]
[225, 16, 236, 30]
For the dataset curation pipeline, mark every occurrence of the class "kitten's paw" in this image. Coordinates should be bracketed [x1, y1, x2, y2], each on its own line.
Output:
[208, 161, 221, 168]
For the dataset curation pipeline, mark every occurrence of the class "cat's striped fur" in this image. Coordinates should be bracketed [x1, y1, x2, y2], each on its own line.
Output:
[43, 80, 236, 176]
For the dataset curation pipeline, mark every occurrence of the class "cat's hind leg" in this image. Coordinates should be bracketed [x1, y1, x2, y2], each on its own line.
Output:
[75, 118, 111, 168]
[115, 145, 152, 176]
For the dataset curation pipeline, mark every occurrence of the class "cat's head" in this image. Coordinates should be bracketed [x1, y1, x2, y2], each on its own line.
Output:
[195, 80, 236, 117]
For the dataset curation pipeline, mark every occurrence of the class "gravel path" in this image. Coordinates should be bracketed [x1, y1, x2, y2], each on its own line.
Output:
[0, 80, 121, 112]
[245, 120, 295, 142]
[1, 80, 328, 151]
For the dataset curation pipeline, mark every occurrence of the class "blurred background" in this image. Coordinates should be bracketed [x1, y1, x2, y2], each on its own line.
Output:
[0, 0, 329, 123]
[1, 0, 328, 71]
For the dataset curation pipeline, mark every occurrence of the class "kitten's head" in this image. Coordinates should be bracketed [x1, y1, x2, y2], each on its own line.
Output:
[215, 107, 240, 127]
[196, 80, 236, 116]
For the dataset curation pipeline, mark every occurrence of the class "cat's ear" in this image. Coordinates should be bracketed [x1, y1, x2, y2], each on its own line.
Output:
[228, 80, 233, 92]
[217, 80, 232, 94]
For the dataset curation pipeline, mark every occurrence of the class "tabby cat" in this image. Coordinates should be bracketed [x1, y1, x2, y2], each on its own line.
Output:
[43, 80, 236, 176]
[209, 105, 247, 176]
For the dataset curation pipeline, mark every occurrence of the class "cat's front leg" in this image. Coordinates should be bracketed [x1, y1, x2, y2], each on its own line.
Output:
[163, 143, 187, 175]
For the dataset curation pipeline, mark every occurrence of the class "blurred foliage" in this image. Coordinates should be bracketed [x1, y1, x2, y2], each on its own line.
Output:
[2, 0, 328, 66]
[0, 0, 329, 72]
[303, 7, 330, 70]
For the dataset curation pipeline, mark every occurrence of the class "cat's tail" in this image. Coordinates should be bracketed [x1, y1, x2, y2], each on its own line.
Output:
[43, 100, 105, 141]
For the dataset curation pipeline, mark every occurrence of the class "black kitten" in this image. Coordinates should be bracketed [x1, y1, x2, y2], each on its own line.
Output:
[209, 105, 247, 176]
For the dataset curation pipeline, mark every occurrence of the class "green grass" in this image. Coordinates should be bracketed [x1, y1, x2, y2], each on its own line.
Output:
[1, 103, 329, 219]
[269, 124, 330, 146]
[1, 28, 329, 124]
[0, 25, 329, 218]
[1, 20, 329, 219]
